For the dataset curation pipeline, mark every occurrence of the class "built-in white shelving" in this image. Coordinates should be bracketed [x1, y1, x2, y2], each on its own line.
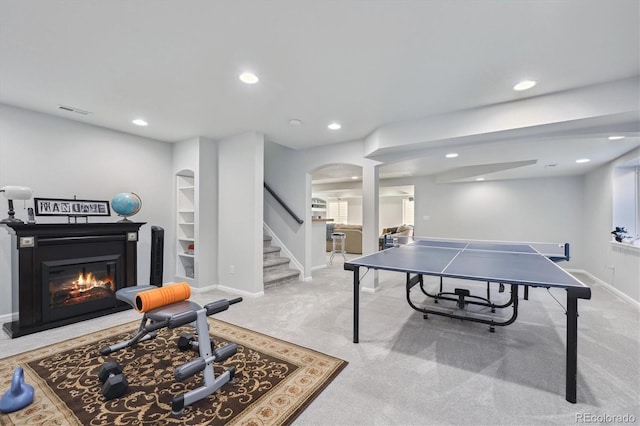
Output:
[311, 197, 327, 218]
[311, 197, 327, 211]
[176, 172, 196, 283]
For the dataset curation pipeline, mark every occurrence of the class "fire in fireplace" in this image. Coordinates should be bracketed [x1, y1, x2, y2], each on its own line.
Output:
[48, 261, 116, 308]
[43, 255, 122, 323]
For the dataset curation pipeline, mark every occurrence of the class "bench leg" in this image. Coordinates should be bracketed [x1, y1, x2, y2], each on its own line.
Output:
[172, 308, 237, 414]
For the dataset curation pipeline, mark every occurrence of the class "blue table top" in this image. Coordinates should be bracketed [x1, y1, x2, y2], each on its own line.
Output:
[346, 237, 587, 289]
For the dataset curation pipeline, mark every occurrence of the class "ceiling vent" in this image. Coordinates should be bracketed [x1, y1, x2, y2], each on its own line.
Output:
[58, 105, 91, 115]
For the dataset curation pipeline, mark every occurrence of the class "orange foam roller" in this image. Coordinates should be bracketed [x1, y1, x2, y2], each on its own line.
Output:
[135, 282, 191, 312]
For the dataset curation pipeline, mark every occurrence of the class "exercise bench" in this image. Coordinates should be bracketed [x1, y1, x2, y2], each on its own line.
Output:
[99, 283, 242, 415]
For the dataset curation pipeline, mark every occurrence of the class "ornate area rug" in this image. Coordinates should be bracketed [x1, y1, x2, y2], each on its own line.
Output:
[0, 319, 347, 425]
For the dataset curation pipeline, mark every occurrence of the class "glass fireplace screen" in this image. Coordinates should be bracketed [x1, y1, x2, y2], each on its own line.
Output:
[48, 260, 117, 309]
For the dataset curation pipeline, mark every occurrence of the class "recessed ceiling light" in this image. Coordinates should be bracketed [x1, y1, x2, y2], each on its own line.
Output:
[445, 153, 459, 158]
[513, 80, 537, 91]
[239, 72, 259, 84]
[289, 119, 302, 127]
[576, 158, 591, 163]
[351, 176, 359, 180]
[132, 119, 148, 126]
[608, 136, 625, 140]
[328, 122, 341, 130]
[475, 177, 485, 181]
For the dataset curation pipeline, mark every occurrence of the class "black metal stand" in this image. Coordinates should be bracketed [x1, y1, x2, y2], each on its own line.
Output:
[421, 276, 516, 312]
[406, 274, 519, 332]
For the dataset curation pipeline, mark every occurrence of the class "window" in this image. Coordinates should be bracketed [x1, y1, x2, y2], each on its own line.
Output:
[612, 164, 640, 243]
[402, 198, 414, 226]
[328, 201, 348, 224]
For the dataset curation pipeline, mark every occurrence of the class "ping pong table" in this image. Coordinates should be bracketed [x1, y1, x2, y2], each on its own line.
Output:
[344, 237, 591, 403]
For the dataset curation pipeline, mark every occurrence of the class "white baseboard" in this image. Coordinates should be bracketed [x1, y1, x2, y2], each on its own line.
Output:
[567, 268, 640, 309]
[189, 283, 218, 293]
[189, 282, 264, 298]
[215, 284, 264, 298]
[263, 223, 304, 280]
[0, 312, 17, 324]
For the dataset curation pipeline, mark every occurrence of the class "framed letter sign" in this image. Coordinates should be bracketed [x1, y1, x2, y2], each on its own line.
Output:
[34, 198, 111, 217]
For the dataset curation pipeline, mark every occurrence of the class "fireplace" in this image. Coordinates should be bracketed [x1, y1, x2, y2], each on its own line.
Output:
[2, 222, 144, 338]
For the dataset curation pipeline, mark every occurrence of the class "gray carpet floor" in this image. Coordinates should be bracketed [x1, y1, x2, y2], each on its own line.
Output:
[1, 254, 639, 425]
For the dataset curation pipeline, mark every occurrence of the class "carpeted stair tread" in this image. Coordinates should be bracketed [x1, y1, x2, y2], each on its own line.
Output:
[263, 246, 281, 259]
[264, 268, 299, 287]
[263, 257, 290, 269]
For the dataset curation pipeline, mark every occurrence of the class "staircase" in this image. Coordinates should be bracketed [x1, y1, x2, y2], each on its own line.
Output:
[263, 234, 300, 288]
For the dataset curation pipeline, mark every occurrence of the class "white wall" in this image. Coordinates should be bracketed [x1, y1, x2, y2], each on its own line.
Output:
[411, 175, 586, 269]
[345, 197, 362, 225]
[218, 132, 264, 294]
[197, 138, 219, 289]
[172, 138, 199, 178]
[0, 104, 174, 317]
[379, 197, 404, 231]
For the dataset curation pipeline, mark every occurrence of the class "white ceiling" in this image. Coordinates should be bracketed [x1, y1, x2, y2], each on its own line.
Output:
[1, 1, 639, 183]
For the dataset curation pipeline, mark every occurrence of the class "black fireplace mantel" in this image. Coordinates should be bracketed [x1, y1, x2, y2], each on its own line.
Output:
[2, 222, 146, 338]
[4, 222, 146, 238]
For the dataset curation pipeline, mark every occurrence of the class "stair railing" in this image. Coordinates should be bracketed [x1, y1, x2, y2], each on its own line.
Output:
[264, 183, 304, 225]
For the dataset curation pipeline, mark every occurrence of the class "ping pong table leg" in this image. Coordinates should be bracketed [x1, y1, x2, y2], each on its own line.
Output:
[566, 289, 579, 403]
[434, 277, 443, 304]
[353, 266, 360, 343]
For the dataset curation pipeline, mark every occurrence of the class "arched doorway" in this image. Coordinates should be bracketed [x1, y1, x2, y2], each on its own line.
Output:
[309, 163, 363, 270]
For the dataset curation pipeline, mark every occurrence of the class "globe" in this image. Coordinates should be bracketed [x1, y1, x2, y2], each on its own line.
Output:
[111, 192, 142, 222]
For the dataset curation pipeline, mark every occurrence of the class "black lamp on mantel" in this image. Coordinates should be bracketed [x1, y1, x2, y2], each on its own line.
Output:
[0, 186, 33, 223]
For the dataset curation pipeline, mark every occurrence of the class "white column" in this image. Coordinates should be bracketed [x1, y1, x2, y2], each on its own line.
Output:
[304, 172, 313, 279]
[361, 160, 379, 291]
